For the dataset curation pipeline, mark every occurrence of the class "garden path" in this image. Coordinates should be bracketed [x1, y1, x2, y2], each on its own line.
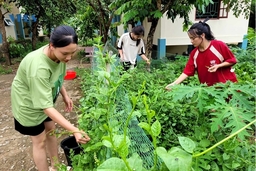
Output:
[0, 58, 90, 171]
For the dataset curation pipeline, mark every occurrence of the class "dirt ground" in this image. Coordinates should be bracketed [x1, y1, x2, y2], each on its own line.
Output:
[0, 58, 90, 171]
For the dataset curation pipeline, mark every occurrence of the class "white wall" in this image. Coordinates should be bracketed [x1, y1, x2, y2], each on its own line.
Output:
[1, 3, 18, 40]
[153, 8, 249, 46]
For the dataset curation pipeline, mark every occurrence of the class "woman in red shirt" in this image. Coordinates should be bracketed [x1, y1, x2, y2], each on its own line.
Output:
[165, 19, 237, 89]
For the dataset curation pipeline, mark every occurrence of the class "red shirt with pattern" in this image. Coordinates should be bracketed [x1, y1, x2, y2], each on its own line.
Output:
[183, 40, 238, 86]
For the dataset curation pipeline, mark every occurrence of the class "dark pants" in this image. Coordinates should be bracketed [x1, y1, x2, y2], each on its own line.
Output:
[122, 61, 137, 71]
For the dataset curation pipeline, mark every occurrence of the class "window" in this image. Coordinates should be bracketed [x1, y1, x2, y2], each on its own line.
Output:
[4, 18, 14, 26]
[196, 0, 228, 19]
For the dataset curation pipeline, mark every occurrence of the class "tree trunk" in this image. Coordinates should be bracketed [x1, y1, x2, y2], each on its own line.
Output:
[145, 18, 159, 59]
[31, 20, 39, 50]
[103, 28, 108, 44]
[0, 10, 11, 65]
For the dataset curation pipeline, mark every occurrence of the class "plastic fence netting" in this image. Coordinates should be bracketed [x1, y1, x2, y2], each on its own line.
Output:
[91, 41, 161, 169]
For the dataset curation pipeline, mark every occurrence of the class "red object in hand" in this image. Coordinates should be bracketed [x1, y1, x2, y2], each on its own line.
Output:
[64, 70, 77, 80]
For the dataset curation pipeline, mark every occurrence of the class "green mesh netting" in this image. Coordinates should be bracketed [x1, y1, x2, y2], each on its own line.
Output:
[91, 42, 161, 169]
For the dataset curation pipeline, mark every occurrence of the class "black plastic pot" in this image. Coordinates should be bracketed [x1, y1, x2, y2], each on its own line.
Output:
[60, 136, 82, 166]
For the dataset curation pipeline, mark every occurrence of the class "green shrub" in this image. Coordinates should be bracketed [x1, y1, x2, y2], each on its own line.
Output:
[8, 36, 26, 58]
[58, 37, 255, 171]
[0, 65, 12, 74]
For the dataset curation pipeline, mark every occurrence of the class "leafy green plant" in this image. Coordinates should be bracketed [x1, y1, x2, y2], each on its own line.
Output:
[7, 36, 26, 58]
[191, 120, 256, 171]
[59, 37, 255, 170]
[0, 65, 12, 74]
[230, 27, 256, 64]
[7, 37, 48, 59]
[246, 27, 256, 46]
[168, 82, 255, 140]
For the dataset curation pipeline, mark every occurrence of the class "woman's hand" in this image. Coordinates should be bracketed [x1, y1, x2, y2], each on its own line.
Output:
[146, 59, 150, 65]
[63, 95, 73, 112]
[208, 64, 219, 72]
[165, 83, 176, 91]
[73, 130, 90, 144]
[119, 54, 124, 62]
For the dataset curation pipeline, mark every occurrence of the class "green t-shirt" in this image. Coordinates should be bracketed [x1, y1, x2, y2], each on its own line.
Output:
[11, 46, 66, 126]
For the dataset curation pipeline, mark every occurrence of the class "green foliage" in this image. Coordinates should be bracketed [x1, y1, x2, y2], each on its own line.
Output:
[65, 0, 116, 44]
[222, 0, 252, 19]
[108, 0, 253, 62]
[64, 4, 99, 46]
[8, 37, 26, 58]
[0, 65, 12, 74]
[68, 39, 131, 169]
[195, 0, 214, 13]
[229, 28, 256, 64]
[246, 27, 256, 46]
[7, 37, 48, 59]
[192, 130, 256, 171]
[156, 147, 192, 171]
[13, 0, 77, 43]
[169, 82, 255, 140]
[122, 56, 255, 170]
[15, 0, 76, 26]
[66, 39, 255, 170]
[228, 28, 256, 85]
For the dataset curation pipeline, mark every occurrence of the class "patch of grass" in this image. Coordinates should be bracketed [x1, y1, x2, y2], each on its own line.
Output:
[0, 65, 12, 74]
[12, 57, 23, 63]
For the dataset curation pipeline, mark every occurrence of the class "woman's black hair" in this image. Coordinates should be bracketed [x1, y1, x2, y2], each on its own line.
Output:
[132, 25, 145, 36]
[188, 18, 215, 40]
[50, 25, 78, 48]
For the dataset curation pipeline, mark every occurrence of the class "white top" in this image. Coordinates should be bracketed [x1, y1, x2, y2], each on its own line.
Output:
[117, 32, 145, 64]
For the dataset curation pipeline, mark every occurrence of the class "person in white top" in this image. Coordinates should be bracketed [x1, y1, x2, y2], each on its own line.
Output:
[117, 25, 150, 71]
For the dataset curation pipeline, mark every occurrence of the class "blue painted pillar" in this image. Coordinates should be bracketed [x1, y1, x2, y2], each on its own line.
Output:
[157, 38, 166, 59]
[16, 14, 25, 39]
[0, 32, 2, 43]
[9, 14, 15, 22]
[31, 15, 37, 22]
[241, 34, 248, 50]
[135, 21, 141, 26]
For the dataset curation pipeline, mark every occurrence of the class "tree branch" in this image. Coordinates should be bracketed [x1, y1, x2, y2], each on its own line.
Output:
[161, 0, 173, 14]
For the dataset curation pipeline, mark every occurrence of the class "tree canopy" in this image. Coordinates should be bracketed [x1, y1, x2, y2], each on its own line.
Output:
[0, 0, 252, 65]
[13, 0, 76, 49]
[109, 0, 252, 57]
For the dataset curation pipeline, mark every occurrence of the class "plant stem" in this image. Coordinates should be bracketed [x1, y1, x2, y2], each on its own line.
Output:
[193, 119, 256, 158]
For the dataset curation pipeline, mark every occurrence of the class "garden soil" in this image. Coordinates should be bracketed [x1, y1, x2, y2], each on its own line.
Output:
[0, 58, 90, 171]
